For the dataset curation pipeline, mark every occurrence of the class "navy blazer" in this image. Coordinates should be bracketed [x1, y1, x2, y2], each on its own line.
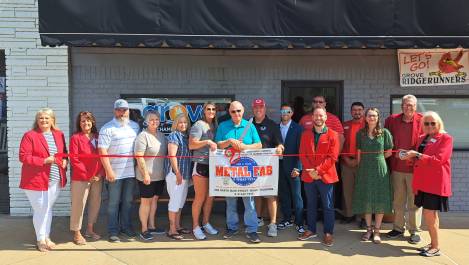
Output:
[280, 120, 303, 175]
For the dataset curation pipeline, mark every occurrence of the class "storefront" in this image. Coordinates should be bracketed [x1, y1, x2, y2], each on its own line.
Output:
[3, 0, 469, 215]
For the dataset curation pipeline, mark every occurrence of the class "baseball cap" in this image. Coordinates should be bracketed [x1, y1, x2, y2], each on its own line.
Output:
[114, 99, 129, 109]
[252, 98, 266, 107]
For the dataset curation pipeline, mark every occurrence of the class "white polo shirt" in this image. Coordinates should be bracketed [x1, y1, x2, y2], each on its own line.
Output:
[98, 118, 140, 179]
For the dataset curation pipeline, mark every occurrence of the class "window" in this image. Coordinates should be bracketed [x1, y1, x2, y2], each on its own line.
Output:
[391, 95, 469, 150]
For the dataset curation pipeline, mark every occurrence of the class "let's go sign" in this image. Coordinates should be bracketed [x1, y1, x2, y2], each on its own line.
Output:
[209, 148, 279, 197]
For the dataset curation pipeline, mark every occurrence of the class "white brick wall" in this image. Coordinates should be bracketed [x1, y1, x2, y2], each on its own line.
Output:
[1, 0, 70, 216]
[72, 48, 469, 211]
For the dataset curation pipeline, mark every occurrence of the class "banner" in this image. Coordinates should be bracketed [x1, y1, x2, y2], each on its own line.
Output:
[209, 148, 279, 197]
[398, 49, 469, 87]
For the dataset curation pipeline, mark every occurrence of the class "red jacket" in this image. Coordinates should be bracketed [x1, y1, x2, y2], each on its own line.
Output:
[19, 129, 68, 190]
[70, 132, 104, 181]
[299, 127, 340, 184]
[413, 133, 453, 197]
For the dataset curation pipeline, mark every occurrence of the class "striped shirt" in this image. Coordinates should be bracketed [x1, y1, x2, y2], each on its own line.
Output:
[165, 131, 192, 180]
[43, 132, 60, 183]
[98, 118, 140, 180]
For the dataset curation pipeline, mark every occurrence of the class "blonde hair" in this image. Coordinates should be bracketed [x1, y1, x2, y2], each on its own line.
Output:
[33, 108, 59, 130]
[422, 111, 446, 133]
[171, 113, 191, 132]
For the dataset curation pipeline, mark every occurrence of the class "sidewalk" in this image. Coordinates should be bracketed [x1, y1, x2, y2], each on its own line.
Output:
[0, 212, 467, 265]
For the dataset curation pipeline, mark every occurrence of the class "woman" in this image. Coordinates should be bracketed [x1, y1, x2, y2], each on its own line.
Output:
[400, 111, 453, 257]
[69, 111, 103, 245]
[189, 102, 219, 240]
[165, 113, 192, 240]
[19, 108, 68, 252]
[134, 110, 168, 241]
[352, 108, 393, 244]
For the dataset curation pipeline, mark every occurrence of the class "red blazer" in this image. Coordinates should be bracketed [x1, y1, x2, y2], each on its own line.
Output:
[70, 132, 104, 181]
[299, 128, 340, 184]
[413, 133, 453, 197]
[19, 129, 68, 190]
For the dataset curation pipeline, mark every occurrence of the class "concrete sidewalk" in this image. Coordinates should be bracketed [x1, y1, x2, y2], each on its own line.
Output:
[0, 212, 468, 265]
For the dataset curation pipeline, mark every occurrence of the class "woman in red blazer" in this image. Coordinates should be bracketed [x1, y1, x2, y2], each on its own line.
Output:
[69, 111, 104, 245]
[401, 111, 453, 257]
[19, 108, 68, 252]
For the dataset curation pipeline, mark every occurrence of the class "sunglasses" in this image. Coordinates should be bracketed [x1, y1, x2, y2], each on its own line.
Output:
[230, 109, 242, 114]
[206, 107, 216, 111]
[280, 110, 292, 115]
[424, 122, 437, 126]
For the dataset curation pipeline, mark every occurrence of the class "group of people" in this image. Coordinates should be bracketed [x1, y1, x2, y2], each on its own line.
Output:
[19, 94, 453, 258]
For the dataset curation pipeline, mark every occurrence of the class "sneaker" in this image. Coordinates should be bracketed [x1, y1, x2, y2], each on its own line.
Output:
[267, 223, 278, 237]
[246, 232, 261, 243]
[296, 225, 306, 234]
[257, 217, 265, 227]
[297, 230, 318, 241]
[408, 233, 421, 244]
[418, 244, 432, 253]
[322, 234, 334, 247]
[202, 223, 219, 235]
[108, 235, 121, 243]
[139, 231, 154, 241]
[223, 229, 239, 239]
[277, 220, 293, 230]
[148, 228, 166, 235]
[193, 226, 207, 240]
[122, 229, 137, 239]
[386, 229, 404, 239]
[420, 248, 441, 257]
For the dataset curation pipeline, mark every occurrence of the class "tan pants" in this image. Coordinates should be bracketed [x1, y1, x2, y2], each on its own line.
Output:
[391, 171, 422, 233]
[70, 179, 102, 231]
[341, 163, 358, 218]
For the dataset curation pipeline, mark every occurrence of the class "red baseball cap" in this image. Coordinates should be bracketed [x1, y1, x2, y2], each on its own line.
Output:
[252, 98, 266, 107]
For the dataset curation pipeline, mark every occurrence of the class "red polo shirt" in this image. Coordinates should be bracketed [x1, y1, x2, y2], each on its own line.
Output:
[342, 118, 365, 158]
[299, 112, 344, 134]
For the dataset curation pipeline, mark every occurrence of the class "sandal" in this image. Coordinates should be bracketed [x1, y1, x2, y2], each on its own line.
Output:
[85, 231, 101, 240]
[73, 235, 87, 245]
[361, 226, 372, 241]
[420, 248, 441, 257]
[373, 226, 381, 244]
[45, 238, 56, 249]
[177, 228, 191, 235]
[167, 232, 184, 240]
[37, 241, 49, 252]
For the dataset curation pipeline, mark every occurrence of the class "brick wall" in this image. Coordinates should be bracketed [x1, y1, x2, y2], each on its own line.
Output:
[72, 48, 469, 211]
[1, 0, 70, 216]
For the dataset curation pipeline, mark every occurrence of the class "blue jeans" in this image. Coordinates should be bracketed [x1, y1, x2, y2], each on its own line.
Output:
[304, 181, 335, 234]
[107, 178, 135, 236]
[278, 162, 304, 225]
[225, 197, 258, 233]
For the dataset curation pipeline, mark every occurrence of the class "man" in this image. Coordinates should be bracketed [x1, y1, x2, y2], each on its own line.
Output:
[277, 103, 305, 234]
[340, 102, 365, 223]
[250, 98, 284, 237]
[298, 108, 340, 247]
[384, 94, 423, 244]
[98, 99, 140, 243]
[215, 101, 263, 243]
[299, 95, 344, 148]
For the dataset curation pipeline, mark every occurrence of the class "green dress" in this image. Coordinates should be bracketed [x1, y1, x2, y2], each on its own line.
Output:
[352, 128, 393, 214]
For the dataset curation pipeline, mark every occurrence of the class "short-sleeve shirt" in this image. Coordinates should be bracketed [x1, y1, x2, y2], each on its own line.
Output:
[98, 118, 140, 179]
[190, 120, 215, 165]
[164, 131, 192, 180]
[134, 130, 167, 181]
[299, 112, 344, 134]
[252, 116, 283, 148]
[215, 118, 261, 145]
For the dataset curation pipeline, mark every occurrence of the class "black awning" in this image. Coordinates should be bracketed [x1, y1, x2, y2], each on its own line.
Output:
[39, 0, 469, 49]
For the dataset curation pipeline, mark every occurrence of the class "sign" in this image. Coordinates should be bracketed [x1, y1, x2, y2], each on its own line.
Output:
[398, 49, 469, 87]
[124, 96, 232, 134]
[209, 148, 279, 197]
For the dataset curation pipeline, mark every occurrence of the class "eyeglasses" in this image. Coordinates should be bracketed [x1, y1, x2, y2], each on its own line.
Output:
[424, 122, 437, 126]
[206, 108, 216, 111]
[313, 100, 325, 104]
[230, 109, 242, 114]
[280, 110, 292, 115]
